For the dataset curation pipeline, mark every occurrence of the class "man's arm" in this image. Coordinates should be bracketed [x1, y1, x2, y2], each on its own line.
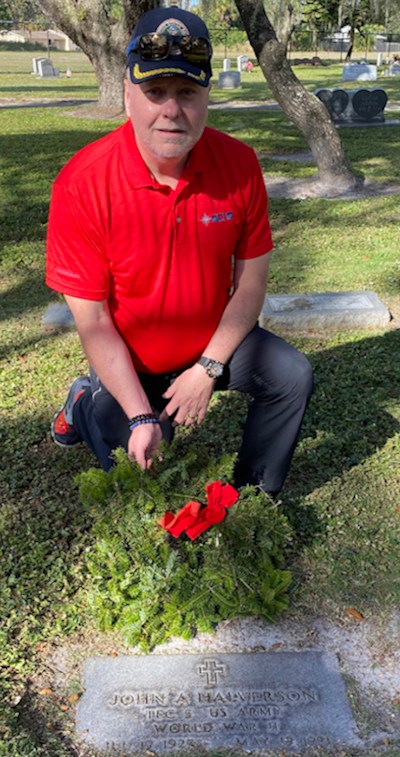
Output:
[64, 295, 162, 469]
[160, 252, 270, 425]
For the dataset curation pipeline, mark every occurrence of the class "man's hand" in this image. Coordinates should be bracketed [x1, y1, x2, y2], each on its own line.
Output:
[160, 363, 215, 426]
[128, 422, 163, 469]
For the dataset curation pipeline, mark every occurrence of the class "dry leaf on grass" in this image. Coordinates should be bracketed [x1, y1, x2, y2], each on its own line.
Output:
[347, 608, 364, 621]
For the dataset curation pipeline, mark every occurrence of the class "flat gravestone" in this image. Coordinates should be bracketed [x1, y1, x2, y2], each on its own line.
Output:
[41, 303, 75, 330]
[260, 291, 390, 332]
[76, 651, 362, 753]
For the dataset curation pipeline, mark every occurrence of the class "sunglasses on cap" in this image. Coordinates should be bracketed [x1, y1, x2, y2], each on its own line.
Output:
[126, 33, 212, 66]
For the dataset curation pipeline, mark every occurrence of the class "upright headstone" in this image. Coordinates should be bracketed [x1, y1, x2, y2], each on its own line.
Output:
[237, 54, 248, 72]
[351, 87, 387, 121]
[223, 58, 231, 71]
[377, 52, 383, 66]
[315, 87, 387, 123]
[315, 88, 349, 120]
[389, 62, 400, 76]
[217, 71, 241, 89]
[37, 58, 58, 78]
[342, 63, 377, 81]
[32, 57, 45, 74]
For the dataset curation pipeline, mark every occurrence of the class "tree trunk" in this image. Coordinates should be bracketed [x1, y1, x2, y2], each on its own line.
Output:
[90, 48, 127, 111]
[33, 0, 158, 111]
[345, 26, 355, 62]
[234, 0, 358, 190]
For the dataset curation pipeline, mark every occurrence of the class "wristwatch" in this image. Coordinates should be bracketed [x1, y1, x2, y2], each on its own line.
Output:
[197, 356, 225, 379]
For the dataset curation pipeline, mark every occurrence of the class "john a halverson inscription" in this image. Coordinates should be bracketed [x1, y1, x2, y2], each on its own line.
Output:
[76, 652, 362, 753]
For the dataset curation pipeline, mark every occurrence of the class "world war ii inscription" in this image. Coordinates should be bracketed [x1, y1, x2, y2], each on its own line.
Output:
[76, 652, 362, 753]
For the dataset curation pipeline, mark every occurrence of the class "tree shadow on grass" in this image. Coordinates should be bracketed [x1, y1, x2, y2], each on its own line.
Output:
[0, 269, 57, 324]
[0, 685, 83, 757]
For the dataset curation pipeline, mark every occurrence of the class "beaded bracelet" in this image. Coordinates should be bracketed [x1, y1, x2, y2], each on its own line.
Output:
[129, 417, 161, 432]
[128, 412, 157, 425]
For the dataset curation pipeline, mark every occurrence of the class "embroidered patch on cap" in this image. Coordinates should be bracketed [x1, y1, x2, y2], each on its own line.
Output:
[155, 18, 190, 36]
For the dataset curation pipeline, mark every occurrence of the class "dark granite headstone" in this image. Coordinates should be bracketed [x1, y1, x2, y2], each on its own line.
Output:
[315, 88, 349, 119]
[76, 652, 362, 753]
[352, 88, 387, 120]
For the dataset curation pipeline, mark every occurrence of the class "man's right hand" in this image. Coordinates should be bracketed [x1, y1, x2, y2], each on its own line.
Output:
[128, 422, 163, 469]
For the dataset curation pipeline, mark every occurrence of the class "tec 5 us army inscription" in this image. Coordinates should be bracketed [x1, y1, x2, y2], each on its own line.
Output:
[76, 652, 363, 753]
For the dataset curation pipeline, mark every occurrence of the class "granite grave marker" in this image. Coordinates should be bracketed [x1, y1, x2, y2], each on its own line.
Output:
[260, 291, 390, 332]
[237, 54, 248, 72]
[342, 62, 377, 81]
[315, 88, 349, 119]
[76, 651, 362, 753]
[352, 87, 387, 120]
[37, 58, 60, 78]
[32, 57, 46, 74]
[217, 70, 241, 89]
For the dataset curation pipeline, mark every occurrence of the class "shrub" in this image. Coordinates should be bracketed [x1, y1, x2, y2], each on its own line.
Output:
[0, 41, 46, 51]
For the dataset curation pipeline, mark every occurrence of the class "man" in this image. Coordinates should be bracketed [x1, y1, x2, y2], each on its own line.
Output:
[46, 6, 313, 493]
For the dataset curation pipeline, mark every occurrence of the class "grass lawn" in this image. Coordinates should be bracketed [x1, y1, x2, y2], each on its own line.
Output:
[1, 50, 400, 756]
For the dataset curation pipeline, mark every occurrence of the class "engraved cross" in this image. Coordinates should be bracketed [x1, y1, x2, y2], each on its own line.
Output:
[197, 659, 225, 686]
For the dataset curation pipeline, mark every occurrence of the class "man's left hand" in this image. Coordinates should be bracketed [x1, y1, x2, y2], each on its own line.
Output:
[160, 363, 215, 426]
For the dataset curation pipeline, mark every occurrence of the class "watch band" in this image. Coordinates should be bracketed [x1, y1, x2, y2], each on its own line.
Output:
[197, 356, 225, 379]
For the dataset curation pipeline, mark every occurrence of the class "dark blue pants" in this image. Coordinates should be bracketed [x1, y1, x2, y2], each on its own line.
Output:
[73, 325, 313, 493]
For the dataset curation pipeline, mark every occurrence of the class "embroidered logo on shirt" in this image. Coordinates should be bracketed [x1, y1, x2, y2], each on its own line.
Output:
[200, 212, 233, 226]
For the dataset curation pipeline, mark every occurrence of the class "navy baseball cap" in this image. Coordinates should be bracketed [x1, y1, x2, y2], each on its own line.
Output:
[126, 7, 212, 88]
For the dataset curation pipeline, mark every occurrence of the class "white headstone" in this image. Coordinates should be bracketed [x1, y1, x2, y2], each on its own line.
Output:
[223, 58, 231, 71]
[342, 63, 377, 81]
[389, 63, 400, 76]
[237, 54, 248, 72]
[32, 57, 45, 74]
[377, 52, 383, 66]
[218, 71, 241, 89]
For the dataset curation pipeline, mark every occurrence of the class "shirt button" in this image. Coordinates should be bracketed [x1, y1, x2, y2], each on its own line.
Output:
[176, 217, 182, 223]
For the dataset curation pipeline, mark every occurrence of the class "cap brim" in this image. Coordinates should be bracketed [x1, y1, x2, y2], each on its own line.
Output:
[127, 55, 211, 87]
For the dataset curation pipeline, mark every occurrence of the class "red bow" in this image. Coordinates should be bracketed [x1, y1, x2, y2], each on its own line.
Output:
[158, 481, 239, 540]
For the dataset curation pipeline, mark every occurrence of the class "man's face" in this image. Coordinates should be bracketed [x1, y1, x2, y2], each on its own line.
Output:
[124, 75, 210, 163]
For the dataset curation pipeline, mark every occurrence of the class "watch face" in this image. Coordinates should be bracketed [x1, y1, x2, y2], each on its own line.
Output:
[198, 356, 224, 378]
[208, 361, 223, 378]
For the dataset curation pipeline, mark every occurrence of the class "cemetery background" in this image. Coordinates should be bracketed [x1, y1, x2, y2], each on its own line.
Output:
[2, 48, 400, 756]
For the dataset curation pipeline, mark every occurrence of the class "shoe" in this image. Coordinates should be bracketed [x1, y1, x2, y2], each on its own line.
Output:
[51, 376, 91, 448]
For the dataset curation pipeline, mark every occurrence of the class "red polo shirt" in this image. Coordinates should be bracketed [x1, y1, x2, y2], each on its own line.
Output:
[46, 121, 273, 374]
